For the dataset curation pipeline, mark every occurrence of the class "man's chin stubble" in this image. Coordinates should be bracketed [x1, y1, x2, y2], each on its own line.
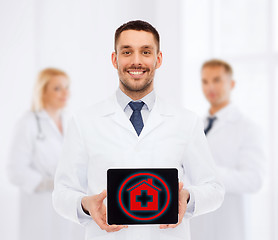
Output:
[120, 78, 153, 93]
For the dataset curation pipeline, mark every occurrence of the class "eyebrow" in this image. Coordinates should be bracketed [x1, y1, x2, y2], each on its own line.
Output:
[141, 45, 154, 49]
[119, 45, 132, 50]
[119, 45, 154, 50]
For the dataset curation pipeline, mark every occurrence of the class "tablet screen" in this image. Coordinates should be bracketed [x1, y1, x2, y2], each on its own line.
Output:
[107, 168, 178, 225]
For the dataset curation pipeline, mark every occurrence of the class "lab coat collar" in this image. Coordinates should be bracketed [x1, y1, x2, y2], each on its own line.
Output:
[35, 109, 67, 138]
[35, 110, 49, 119]
[99, 92, 175, 140]
[207, 103, 240, 123]
[138, 95, 175, 140]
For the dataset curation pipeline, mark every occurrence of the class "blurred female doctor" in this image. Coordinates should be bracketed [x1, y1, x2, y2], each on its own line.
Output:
[7, 68, 84, 240]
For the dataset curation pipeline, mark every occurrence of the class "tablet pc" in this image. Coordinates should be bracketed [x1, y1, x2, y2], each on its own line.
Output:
[107, 168, 178, 225]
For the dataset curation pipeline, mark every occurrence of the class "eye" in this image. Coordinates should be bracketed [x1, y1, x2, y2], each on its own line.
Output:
[143, 51, 151, 55]
[122, 51, 131, 55]
[54, 86, 61, 91]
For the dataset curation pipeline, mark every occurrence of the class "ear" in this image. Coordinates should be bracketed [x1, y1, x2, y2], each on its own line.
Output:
[155, 51, 163, 69]
[231, 79, 235, 89]
[111, 52, 118, 69]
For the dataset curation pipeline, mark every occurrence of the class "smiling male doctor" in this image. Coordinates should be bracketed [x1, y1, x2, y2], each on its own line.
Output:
[53, 20, 224, 240]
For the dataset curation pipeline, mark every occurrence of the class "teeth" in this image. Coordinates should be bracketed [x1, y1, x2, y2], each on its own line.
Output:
[129, 71, 143, 75]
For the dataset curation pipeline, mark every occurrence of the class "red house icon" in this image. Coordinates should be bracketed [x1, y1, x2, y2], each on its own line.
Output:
[127, 178, 162, 211]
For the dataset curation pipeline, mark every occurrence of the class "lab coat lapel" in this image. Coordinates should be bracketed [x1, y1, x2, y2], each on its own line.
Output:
[208, 120, 224, 135]
[138, 103, 163, 140]
[206, 104, 240, 135]
[111, 105, 137, 135]
[138, 97, 173, 141]
[37, 110, 63, 139]
[103, 94, 137, 136]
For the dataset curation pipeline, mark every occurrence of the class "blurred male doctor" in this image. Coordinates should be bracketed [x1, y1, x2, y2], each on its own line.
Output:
[190, 59, 265, 240]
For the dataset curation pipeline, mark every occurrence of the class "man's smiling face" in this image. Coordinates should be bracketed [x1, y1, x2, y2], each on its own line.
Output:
[112, 30, 162, 95]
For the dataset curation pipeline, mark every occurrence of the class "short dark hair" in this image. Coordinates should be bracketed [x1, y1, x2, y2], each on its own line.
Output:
[202, 59, 233, 77]
[114, 20, 160, 53]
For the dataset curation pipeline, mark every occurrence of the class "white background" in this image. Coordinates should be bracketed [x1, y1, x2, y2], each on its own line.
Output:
[0, 0, 277, 239]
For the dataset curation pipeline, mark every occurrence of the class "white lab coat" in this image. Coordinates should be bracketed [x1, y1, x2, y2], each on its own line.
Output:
[53, 93, 225, 240]
[7, 110, 84, 240]
[190, 104, 264, 240]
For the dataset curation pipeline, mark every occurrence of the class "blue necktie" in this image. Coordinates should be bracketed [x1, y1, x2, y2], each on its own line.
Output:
[129, 101, 144, 136]
[204, 117, 217, 135]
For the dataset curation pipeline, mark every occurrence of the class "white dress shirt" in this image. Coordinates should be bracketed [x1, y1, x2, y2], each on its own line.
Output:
[116, 88, 155, 122]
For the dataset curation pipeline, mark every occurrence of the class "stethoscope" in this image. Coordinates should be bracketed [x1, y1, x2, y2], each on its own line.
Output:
[34, 112, 46, 140]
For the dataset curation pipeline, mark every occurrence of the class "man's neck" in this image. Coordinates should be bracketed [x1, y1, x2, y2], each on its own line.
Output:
[119, 86, 153, 101]
[209, 101, 230, 115]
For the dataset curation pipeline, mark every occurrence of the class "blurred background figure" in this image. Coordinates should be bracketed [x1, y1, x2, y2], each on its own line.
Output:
[7, 68, 84, 240]
[190, 59, 265, 240]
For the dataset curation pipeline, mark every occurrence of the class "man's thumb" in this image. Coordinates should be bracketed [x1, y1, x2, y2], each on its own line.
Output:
[179, 182, 184, 191]
[97, 189, 107, 201]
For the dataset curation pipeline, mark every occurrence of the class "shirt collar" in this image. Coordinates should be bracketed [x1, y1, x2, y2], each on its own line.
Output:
[206, 103, 238, 122]
[116, 88, 156, 112]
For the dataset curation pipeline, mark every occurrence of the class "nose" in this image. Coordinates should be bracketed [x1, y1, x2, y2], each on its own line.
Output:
[205, 82, 215, 91]
[203, 83, 214, 95]
[62, 88, 69, 98]
[131, 51, 142, 66]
